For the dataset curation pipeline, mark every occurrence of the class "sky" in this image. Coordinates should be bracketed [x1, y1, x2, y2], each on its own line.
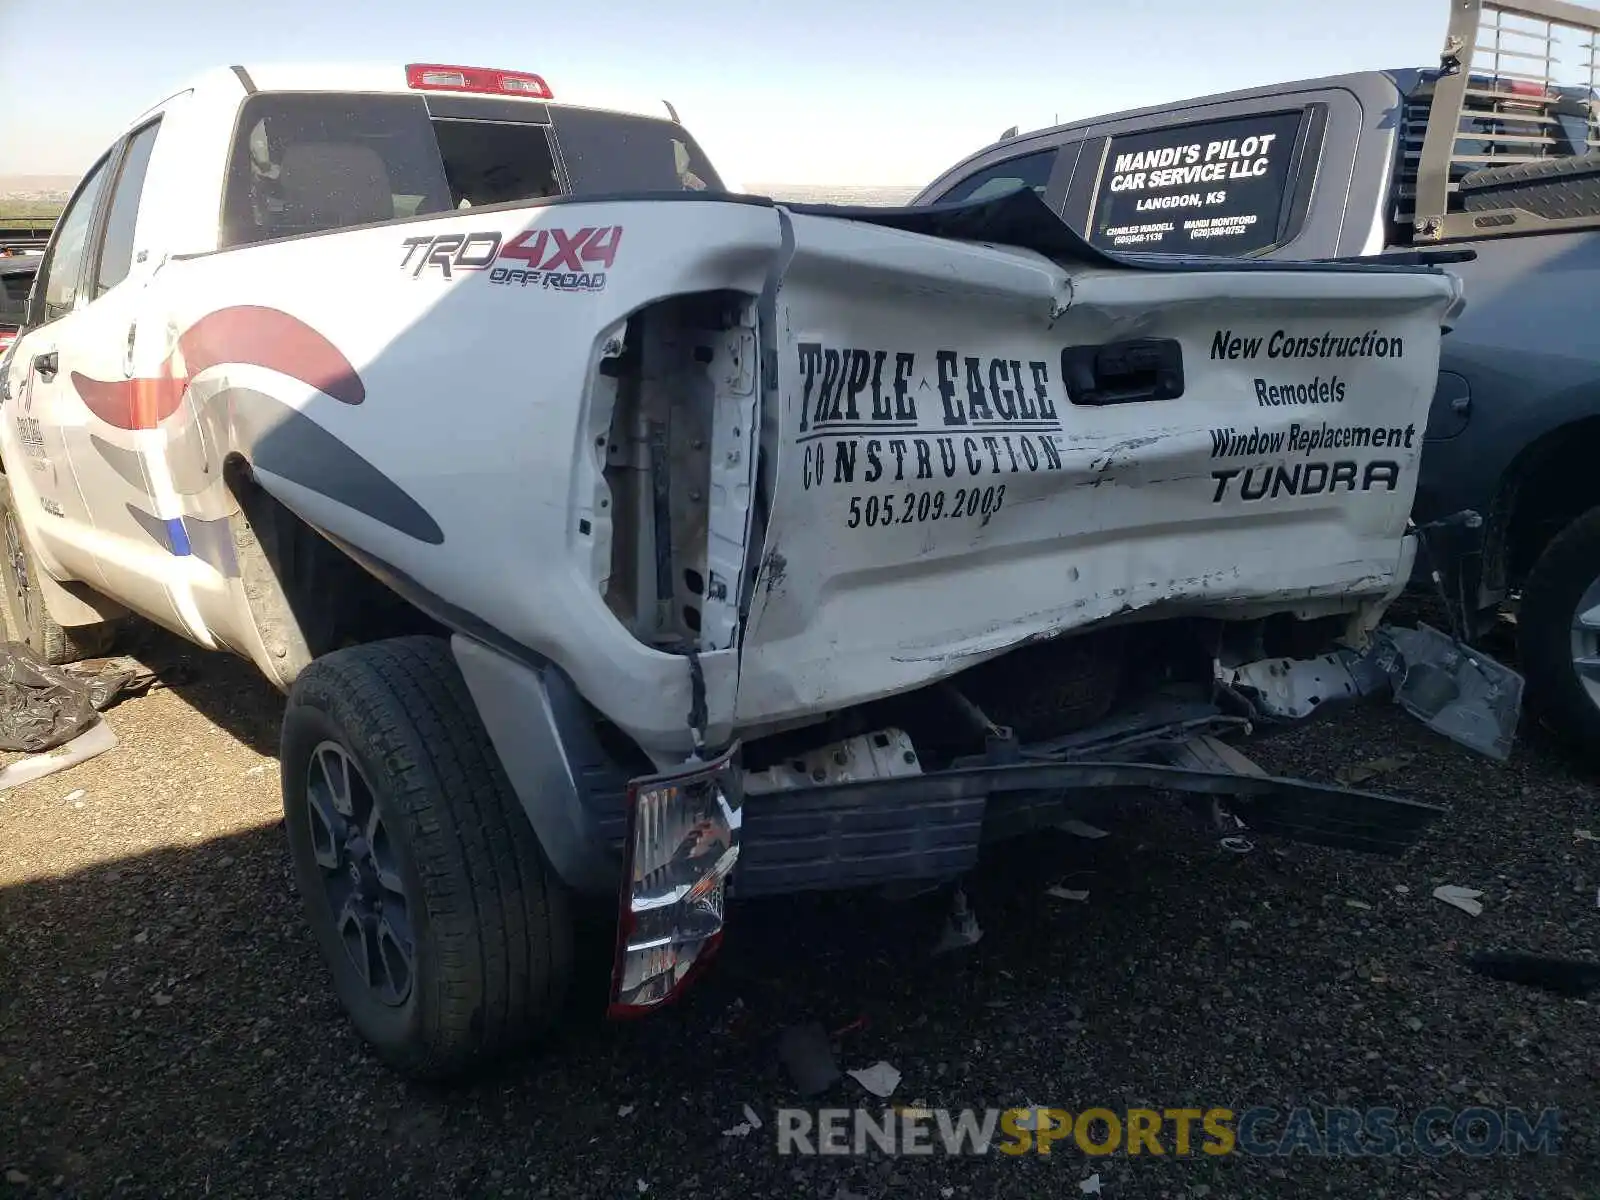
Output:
[0, 0, 1449, 186]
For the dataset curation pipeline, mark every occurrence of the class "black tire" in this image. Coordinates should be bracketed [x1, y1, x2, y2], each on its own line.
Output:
[959, 629, 1126, 741]
[0, 474, 118, 663]
[1518, 503, 1600, 757]
[281, 635, 573, 1080]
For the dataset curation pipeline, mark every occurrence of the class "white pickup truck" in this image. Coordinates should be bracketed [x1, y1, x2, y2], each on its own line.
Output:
[1, 61, 1475, 1080]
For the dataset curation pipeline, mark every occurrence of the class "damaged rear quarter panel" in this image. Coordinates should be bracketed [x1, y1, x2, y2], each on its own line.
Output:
[733, 215, 1460, 726]
[156, 200, 784, 754]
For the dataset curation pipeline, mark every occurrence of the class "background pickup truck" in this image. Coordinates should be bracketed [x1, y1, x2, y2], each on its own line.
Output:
[0, 60, 1467, 1081]
[0, 257, 37, 361]
[917, 0, 1600, 760]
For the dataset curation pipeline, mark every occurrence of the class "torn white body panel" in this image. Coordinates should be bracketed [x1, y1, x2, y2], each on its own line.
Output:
[734, 215, 1456, 728]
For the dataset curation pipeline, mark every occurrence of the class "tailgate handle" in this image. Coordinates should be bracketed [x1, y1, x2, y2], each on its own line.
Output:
[1061, 338, 1184, 406]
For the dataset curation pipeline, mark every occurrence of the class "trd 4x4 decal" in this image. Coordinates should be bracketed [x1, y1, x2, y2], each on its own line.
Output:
[399, 225, 623, 293]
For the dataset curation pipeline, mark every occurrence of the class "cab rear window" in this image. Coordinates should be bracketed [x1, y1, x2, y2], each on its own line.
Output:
[1084, 108, 1311, 256]
[220, 92, 722, 249]
[220, 92, 558, 247]
[548, 107, 723, 194]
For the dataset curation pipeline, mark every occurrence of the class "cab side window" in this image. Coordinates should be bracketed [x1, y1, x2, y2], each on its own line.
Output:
[934, 149, 1057, 204]
[94, 120, 164, 298]
[35, 153, 113, 324]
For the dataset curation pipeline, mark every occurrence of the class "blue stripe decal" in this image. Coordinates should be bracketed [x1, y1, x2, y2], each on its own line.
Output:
[165, 517, 192, 556]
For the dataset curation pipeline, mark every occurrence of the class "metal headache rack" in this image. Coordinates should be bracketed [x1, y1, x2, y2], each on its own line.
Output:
[1409, 0, 1600, 241]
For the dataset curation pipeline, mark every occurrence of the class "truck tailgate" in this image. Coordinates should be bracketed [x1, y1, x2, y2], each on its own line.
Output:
[733, 211, 1462, 725]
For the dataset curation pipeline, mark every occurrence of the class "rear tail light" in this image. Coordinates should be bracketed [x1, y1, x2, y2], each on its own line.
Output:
[609, 746, 743, 1016]
[405, 63, 554, 100]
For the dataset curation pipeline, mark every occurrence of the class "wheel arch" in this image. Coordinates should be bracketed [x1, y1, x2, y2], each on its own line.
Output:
[221, 452, 445, 690]
[1483, 413, 1600, 596]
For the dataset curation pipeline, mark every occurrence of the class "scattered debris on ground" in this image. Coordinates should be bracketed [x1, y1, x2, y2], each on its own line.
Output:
[1433, 883, 1486, 917]
[846, 1062, 902, 1098]
[0, 628, 1596, 1198]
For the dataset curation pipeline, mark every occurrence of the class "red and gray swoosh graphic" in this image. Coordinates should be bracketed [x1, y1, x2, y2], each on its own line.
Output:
[71, 305, 364, 430]
[74, 306, 443, 547]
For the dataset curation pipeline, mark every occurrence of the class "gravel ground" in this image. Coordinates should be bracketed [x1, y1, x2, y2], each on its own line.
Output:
[1, 624, 1598, 1199]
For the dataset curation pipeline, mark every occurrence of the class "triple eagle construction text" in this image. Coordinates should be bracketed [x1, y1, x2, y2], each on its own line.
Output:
[795, 342, 1065, 495]
[795, 334, 1412, 511]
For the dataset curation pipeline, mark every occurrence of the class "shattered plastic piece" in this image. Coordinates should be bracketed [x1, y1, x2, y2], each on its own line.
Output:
[847, 1061, 901, 1098]
[1336, 754, 1415, 786]
[1382, 624, 1523, 761]
[1079, 1173, 1105, 1195]
[0, 719, 118, 792]
[1433, 885, 1484, 917]
[721, 1120, 754, 1138]
[636, 1180, 648, 1194]
[1014, 1103, 1043, 1131]
[1219, 836, 1254, 854]
[741, 1102, 763, 1130]
[1576, 830, 1597, 843]
[933, 887, 983, 954]
[1223, 624, 1523, 761]
[1046, 887, 1091, 903]
[1058, 818, 1110, 839]
[617, 1104, 635, 1118]
[1345, 899, 1373, 911]
[1220, 649, 1385, 719]
[778, 1021, 841, 1096]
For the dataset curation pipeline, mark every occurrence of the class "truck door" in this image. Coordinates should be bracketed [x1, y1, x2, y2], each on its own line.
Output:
[48, 115, 200, 638]
[4, 150, 116, 591]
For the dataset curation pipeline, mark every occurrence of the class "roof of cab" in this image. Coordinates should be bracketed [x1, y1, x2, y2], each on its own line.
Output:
[212, 62, 677, 124]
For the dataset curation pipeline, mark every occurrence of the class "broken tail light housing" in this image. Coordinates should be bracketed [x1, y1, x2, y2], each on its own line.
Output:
[609, 745, 743, 1016]
[405, 64, 554, 100]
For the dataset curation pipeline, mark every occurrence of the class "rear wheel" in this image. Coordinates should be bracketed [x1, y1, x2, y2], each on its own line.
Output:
[281, 635, 573, 1080]
[1518, 503, 1600, 759]
[0, 475, 118, 663]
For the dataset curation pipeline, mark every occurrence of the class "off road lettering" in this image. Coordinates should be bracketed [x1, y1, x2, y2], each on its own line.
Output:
[1210, 459, 1402, 503]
